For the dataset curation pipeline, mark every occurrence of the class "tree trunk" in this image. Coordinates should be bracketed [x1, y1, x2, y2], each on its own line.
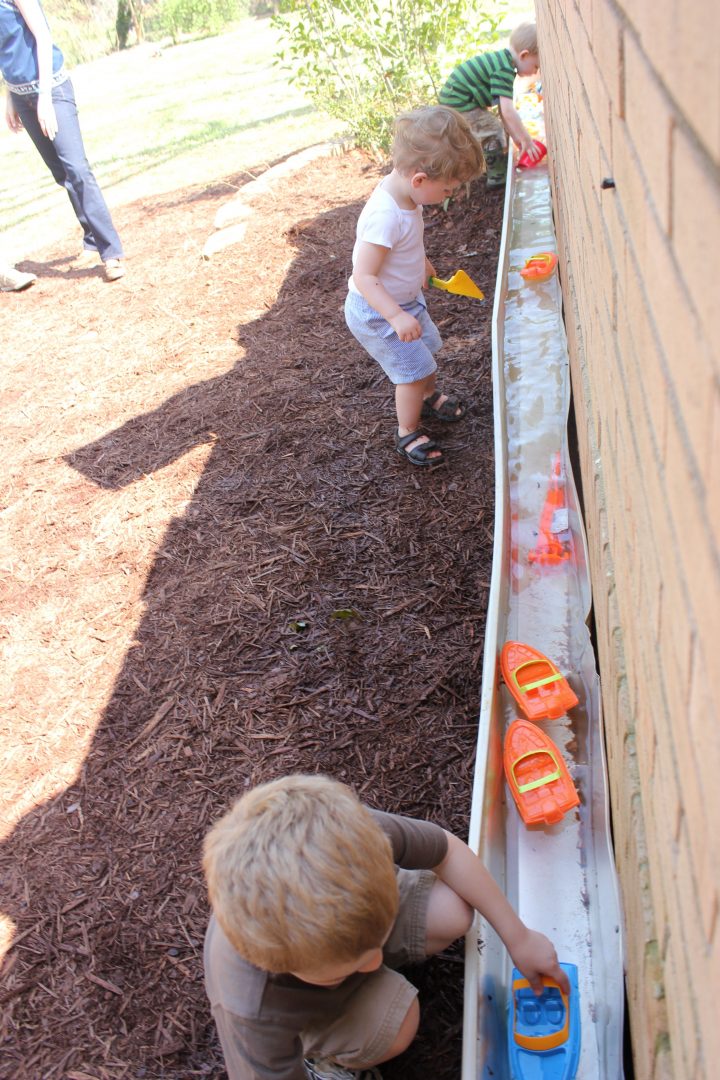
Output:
[128, 0, 144, 42]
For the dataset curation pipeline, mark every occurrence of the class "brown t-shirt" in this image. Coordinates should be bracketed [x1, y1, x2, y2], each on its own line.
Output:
[203, 810, 448, 1080]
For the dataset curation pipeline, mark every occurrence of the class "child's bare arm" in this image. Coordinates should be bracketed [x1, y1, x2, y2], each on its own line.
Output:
[436, 831, 569, 994]
[352, 240, 422, 342]
[498, 96, 540, 160]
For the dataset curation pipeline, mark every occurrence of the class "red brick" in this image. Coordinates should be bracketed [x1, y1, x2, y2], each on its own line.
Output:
[663, 413, 720, 658]
[709, 384, 720, 535]
[611, 112, 649, 264]
[626, 0, 720, 164]
[671, 124, 720, 351]
[588, 0, 624, 114]
[663, 926, 698, 1079]
[620, 245, 670, 458]
[686, 639, 720, 941]
[624, 31, 673, 232]
[638, 209, 716, 476]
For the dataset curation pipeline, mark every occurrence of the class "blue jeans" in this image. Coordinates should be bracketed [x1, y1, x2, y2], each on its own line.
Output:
[11, 78, 123, 261]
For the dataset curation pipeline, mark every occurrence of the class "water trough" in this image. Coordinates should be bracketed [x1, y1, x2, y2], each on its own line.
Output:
[461, 100, 626, 1080]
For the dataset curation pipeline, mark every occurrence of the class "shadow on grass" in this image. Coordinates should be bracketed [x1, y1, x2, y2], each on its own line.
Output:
[2, 103, 318, 233]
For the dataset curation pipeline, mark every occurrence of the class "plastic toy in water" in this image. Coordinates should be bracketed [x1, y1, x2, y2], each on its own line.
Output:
[529, 452, 573, 565]
[520, 252, 557, 283]
[508, 963, 580, 1080]
[504, 719, 579, 825]
[429, 269, 484, 299]
[517, 139, 547, 168]
[501, 641, 578, 720]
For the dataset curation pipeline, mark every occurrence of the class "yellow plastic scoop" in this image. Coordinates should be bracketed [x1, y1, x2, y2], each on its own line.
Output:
[429, 269, 484, 300]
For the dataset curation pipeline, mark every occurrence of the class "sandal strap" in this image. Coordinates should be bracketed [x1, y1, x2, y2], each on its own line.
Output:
[423, 390, 442, 409]
[397, 429, 429, 450]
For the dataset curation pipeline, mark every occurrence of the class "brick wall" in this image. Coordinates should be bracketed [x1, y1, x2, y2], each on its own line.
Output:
[534, 1, 720, 1077]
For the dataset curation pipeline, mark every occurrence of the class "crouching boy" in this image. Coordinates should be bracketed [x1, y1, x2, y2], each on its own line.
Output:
[203, 774, 568, 1080]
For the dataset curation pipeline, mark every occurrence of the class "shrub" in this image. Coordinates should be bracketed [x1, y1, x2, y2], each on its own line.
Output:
[149, 0, 248, 43]
[273, 0, 507, 154]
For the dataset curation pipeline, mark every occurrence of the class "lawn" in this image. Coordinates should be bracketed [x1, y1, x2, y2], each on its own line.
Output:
[0, 16, 342, 261]
[0, 3, 536, 261]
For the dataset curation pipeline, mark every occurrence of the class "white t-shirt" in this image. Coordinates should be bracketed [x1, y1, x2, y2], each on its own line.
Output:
[348, 182, 425, 305]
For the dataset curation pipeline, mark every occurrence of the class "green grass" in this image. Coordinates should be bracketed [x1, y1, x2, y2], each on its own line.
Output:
[0, 17, 342, 260]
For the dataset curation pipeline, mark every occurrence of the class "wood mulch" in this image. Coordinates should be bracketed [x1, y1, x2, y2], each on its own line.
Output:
[0, 147, 503, 1079]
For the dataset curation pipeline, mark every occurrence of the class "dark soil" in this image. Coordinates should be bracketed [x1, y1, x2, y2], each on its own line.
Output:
[0, 147, 503, 1079]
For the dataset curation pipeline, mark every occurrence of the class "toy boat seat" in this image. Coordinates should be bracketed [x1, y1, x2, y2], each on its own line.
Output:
[501, 641, 579, 720]
[508, 963, 581, 1080]
[504, 719, 579, 826]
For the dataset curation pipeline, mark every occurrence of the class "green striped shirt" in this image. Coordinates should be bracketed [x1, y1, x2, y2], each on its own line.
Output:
[438, 48, 516, 111]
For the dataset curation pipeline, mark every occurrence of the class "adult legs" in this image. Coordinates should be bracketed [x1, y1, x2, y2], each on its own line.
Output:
[11, 80, 123, 261]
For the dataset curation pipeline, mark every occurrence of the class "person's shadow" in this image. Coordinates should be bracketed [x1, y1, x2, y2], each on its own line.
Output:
[0, 197, 481, 1078]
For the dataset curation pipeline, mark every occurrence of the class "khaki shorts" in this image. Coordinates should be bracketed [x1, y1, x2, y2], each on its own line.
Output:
[301, 868, 436, 1067]
[463, 105, 508, 149]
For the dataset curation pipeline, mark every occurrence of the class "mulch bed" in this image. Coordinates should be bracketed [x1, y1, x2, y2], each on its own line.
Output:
[0, 147, 503, 1079]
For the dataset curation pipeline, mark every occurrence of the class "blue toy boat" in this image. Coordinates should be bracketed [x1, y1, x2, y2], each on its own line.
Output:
[508, 962, 580, 1080]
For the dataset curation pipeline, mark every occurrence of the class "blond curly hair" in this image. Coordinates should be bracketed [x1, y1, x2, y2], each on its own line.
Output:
[392, 105, 485, 183]
[203, 774, 399, 972]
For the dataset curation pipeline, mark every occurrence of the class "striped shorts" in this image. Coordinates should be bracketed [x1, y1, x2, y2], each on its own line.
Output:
[344, 290, 442, 385]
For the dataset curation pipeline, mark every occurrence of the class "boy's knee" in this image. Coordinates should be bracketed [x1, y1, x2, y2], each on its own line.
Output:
[447, 893, 474, 939]
[373, 996, 420, 1062]
[426, 879, 474, 950]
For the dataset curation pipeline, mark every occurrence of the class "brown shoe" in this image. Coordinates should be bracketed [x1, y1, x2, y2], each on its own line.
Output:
[104, 259, 125, 282]
[0, 267, 37, 292]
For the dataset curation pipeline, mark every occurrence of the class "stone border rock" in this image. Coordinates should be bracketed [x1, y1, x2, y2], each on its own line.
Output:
[202, 139, 352, 259]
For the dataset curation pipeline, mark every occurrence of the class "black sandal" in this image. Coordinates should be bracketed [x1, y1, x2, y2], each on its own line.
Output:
[395, 429, 445, 467]
[421, 390, 467, 422]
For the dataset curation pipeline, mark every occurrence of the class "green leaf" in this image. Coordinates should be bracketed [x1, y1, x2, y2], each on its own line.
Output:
[330, 607, 362, 621]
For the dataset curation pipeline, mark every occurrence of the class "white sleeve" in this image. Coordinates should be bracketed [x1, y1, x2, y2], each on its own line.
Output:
[357, 205, 402, 251]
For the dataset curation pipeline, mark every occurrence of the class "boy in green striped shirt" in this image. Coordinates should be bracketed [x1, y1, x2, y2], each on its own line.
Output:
[439, 21, 541, 188]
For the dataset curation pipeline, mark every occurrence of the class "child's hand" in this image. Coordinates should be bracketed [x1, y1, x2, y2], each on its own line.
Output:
[519, 133, 542, 161]
[5, 95, 23, 133]
[509, 928, 570, 996]
[389, 310, 422, 342]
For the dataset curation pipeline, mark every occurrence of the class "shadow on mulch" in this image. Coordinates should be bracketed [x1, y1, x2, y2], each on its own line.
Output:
[0, 170, 503, 1078]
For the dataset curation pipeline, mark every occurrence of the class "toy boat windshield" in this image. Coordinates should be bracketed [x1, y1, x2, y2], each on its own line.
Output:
[504, 719, 579, 826]
[520, 251, 557, 282]
[508, 962, 581, 1079]
[501, 641, 578, 720]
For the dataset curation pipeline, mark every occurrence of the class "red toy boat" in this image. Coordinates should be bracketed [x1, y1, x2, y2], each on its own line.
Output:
[529, 452, 572, 565]
[504, 720, 579, 826]
[520, 252, 557, 283]
[501, 641, 578, 721]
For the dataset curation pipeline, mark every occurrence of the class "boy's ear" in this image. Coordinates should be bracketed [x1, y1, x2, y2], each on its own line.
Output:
[410, 171, 428, 189]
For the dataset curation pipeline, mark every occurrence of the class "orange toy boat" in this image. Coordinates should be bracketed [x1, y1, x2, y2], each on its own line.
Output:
[501, 641, 579, 721]
[529, 452, 573, 566]
[504, 719, 579, 826]
[520, 252, 557, 282]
